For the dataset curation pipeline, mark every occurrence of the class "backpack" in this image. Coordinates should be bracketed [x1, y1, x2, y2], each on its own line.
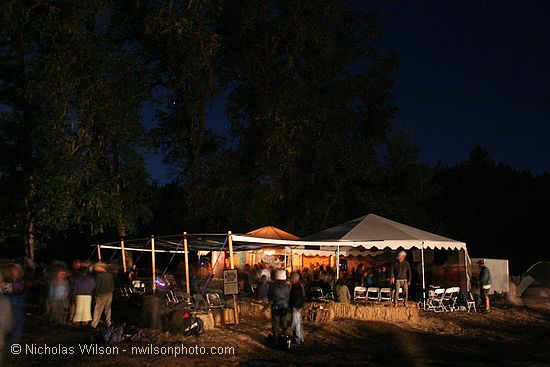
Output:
[91, 324, 141, 346]
[92, 325, 125, 347]
[167, 308, 204, 336]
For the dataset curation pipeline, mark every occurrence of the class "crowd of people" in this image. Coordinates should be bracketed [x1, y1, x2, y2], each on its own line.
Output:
[237, 251, 412, 307]
[235, 251, 413, 345]
[0, 258, 118, 358]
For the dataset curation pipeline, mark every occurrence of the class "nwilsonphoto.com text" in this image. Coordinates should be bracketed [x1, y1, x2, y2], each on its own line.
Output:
[10, 343, 236, 357]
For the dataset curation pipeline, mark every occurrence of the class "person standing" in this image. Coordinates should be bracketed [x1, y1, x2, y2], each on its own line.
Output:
[4, 263, 25, 343]
[268, 270, 290, 346]
[256, 275, 269, 301]
[91, 262, 114, 328]
[48, 268, 69, 325]
[0, 275, 14, 361]
[479, 260, 492, 312]
[289, 272, 305, 344]
[390, 251, 411, 307]
[71, 267, 95, 327]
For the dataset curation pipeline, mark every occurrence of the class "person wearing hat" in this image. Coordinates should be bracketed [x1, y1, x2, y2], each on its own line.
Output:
[479, 260, 492, 312]
[91, 262, 114, 328]
[268, 269, 290, 346]
[390, 251, 411, 307]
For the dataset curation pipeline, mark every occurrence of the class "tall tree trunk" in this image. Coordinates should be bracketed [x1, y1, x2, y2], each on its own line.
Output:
[24, 175, 36, 260]
[117, 222, 133, 269]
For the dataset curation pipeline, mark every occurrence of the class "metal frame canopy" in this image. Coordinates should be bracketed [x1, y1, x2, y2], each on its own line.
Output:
[93, 214, 470, 300]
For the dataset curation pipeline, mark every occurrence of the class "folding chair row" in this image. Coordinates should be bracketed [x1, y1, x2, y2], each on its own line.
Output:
[309, 287, 333, 301]
[354, 287, 402, 302]
[425, 287, 461, 312]
[119, 282, 146, 298]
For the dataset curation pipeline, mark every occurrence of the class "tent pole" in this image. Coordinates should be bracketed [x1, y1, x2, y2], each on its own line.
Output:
[284, 247, 287, 271]
[151, 235, 156, 294]
[184, 232, 190, 296]
[121, 239, 127, 273]
[228, 231, 239, 324]
[421, 242, 426, 309]
[290, 248, 293, 272]
[97, 244, 102, 261]
[336, 243, 340, 280]
[464, 249, 469, 291]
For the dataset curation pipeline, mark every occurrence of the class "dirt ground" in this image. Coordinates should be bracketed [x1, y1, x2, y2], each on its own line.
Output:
[4, 303, 550, 367]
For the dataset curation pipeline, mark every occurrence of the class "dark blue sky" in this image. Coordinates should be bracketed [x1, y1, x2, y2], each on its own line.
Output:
[146, 1, 550, 182]
[368, 0, 550, 173]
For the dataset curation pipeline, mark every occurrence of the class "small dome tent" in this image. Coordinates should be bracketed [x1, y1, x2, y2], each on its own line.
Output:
[519, 262, 550, 305]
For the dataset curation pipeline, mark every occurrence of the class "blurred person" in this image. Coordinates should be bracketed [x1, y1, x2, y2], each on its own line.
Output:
[0, 274, 14, 360]
[390, 251, 411, 307]
[319, 272, 332, 296]
[48, 268, 69, 324]
[334, 278, 351, 303]
[124, 264, 139, 283]
[260, 265, 271, 282]
[289, 272, 305, 344]
[91, 262, 114, 328]
[4, 263, 26, 343]
[479, 260, 492, 312]
[268, 270, 290, 346]
[71, 267, 95, 327]
[256, 275, 269, 301]
[375, 265, 388, 287]
[354, 264, 365, 288]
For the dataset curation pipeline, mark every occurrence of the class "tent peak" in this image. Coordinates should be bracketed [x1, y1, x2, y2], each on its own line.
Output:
[246, 226, 300, 240]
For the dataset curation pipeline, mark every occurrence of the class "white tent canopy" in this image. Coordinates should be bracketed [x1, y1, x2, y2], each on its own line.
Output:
[232, 214, 469, 293]
[232, 214, 467, 253]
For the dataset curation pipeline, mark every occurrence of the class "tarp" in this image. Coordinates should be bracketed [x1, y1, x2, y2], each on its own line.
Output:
[232, 214, 467, 252]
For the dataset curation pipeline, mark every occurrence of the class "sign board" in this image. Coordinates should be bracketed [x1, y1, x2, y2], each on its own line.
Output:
[223, 269, 239, 295]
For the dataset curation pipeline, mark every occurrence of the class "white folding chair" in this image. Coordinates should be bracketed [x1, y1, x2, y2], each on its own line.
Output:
[441, 287, 459, 311]
[120, 285, 130, 298]
[310, 286, 325, 300]
[132, 280, 146, 295]
[379, 287, 393, 302]
[205, 293, 224, 308]
[467, 291, 477, 313]
[165, 290, 178, 306]
[354, 286, 367, 301]
[366, 287, 380, 301]
[427, 288, 446, 312]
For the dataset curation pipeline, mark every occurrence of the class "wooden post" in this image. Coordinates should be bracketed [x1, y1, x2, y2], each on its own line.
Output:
[151, 235, 156, 294]
[97, 244, 102, 261]
[336, 244, 340, 280]
[183, 232, 190, 296]
[121, 239, 127, 273]
[228, 231, 239, 324]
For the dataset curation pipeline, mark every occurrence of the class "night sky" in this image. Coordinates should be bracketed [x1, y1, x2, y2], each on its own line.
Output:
[146, 1, 550, 183]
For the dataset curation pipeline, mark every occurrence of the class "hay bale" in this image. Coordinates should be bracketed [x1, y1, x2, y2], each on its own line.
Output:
[304, 301, 419, 323]
[324, 301, 357, 319]
[239, 302, 271, 320]
[210, 309, 223, 327]
[303, 304, 334, 323]
[194, 312, 215, 330]
[353, 303, 419, 323]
